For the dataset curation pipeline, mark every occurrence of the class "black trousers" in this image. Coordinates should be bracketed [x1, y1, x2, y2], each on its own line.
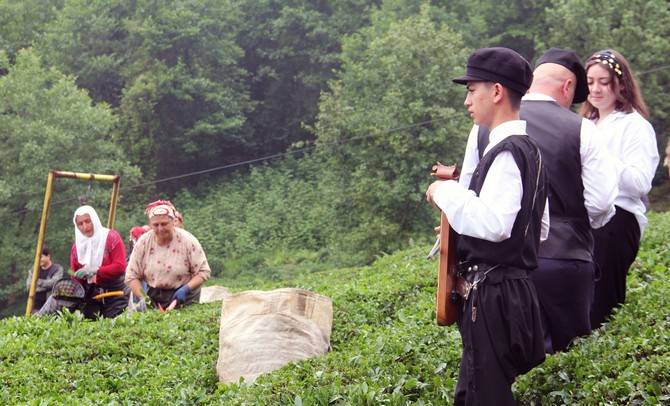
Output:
[81, 277, 129, 319]
[32, 291, 48, 312]
[531, 258, 594, 353]
[590, 207, 640, 328]
[147, 286, 201, 308]
[454, 267, 545, 406]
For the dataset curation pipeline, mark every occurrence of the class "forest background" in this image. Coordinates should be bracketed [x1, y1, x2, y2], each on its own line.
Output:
[0, 0, 668, 314]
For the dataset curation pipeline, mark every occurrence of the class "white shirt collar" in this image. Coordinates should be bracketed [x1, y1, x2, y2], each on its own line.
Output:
[596, 110, 629, 127]
[484, 120, 527, 154]
[522, 93, 557, 102]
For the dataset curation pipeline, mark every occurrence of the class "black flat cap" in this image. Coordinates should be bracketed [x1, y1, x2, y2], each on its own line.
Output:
[536, 48, 588, 104]
[453, 47, 532, 95]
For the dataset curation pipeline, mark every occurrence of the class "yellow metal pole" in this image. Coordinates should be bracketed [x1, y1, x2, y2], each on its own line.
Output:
[52, 170, 118, 183]
[26, 171, 56, 316]
[107, 176, 121, 228]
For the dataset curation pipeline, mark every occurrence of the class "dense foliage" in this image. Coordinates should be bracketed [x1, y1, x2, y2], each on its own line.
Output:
[39, 0, 254, 181]
[311, 6, 471, 262]
[0, 48, 139, 308]
[1, 212, 667, 404]
[0, 0, 668, 314]
[174, 157, 331, 278]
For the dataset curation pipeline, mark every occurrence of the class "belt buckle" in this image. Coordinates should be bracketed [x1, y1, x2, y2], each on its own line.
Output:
[462, 281, 472, 300]
[456, 277, 473, 300]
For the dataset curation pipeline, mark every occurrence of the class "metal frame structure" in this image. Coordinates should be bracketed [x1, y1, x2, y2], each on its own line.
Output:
[25, 170, 121, 316]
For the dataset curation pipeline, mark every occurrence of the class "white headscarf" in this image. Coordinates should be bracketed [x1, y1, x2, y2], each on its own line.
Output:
[73, 205, 109, 269]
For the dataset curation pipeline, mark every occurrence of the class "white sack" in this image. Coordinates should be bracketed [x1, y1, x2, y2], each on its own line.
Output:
[216, 288, 332, 383]
[199, 285, 231, 303]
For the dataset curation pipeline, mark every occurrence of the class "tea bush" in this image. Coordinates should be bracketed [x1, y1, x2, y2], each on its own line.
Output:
[1, 212, 668, 404]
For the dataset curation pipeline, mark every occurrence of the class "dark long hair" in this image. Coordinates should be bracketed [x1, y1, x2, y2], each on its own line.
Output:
[580, 49, 649, 120]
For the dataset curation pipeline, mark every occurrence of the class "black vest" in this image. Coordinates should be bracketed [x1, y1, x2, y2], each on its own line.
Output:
[458, 134, 547, 270]
[477, 100, 593, 261]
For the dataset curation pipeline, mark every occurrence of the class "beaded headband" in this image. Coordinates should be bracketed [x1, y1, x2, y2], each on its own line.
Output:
[592, 51, 623, 77]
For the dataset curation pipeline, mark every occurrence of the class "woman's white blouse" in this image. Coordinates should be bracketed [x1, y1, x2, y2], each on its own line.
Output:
[594, 110, 659, 234]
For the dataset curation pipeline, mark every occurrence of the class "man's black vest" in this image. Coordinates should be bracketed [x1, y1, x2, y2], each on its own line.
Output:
[458, 134, 547, 270]
[477, 100, 593, 261]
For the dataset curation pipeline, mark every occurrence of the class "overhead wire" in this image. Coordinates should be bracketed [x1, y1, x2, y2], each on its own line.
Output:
[9, 60, 670, 211]
[127, 118, 444, 189]
[638, 64, 670, 76]
[7, 62, 670, 217]
[9, 114, 462, 216]
[113, 62, 670, 193]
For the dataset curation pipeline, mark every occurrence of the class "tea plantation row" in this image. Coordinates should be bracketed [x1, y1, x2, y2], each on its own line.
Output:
[1, 212, 668, 404]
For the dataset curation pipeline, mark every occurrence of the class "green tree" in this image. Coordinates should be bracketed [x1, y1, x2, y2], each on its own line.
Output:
[0, 0, 64, 60]
[451, 0, 553, 59]
[367, 0, 553, 60]
[312, 6, 472, 263]
[37, 0, 132, 106]
[0, 48, 139, 303]
[39, 0, 253, 183]
[234, 0, 378, 155]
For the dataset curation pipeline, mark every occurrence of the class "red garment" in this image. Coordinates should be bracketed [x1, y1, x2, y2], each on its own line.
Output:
[130, 225, 150, 241]
[70, 229, 127, 285]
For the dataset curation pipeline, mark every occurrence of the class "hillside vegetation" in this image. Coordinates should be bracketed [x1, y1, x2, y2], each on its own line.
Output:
[1, 0, 668, 310]
[1, 211, 668, 404]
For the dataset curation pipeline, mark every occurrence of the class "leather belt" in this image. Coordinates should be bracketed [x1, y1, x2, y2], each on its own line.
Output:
[456, 261, 499, 276]
[454, 262, 527, 301]
[454, 266, 498, 301]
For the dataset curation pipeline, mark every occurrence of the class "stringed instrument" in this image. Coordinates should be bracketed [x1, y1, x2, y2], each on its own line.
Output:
[427, 163, 460, 326]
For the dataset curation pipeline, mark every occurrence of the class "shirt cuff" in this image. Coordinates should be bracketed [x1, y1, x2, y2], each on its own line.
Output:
[433, 180, 473, 215]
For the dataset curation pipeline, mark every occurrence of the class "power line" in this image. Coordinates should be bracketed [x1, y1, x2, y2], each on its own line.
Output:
[7, 61, 670, 212]
[8, 61, 670, 217]
[9, 114, 462, 216]
[126, 118, 444, 189]
[638, 64, 670, 76]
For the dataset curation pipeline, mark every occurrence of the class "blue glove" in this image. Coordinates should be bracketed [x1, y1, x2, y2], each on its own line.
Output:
[172, 284, 191, 303]
[74, 267, 97, 279]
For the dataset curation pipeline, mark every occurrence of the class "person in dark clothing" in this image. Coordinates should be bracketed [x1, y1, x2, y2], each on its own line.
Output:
[425, 47, 548, 406]
[26, 247, 64, 312]
[463, 48, 618, 352]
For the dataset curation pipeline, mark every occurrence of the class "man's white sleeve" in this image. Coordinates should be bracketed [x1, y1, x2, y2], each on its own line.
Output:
[434, 151, 521, 242]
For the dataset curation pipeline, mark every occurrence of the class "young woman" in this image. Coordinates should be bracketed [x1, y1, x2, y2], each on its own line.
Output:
[581, 50, 659, 328]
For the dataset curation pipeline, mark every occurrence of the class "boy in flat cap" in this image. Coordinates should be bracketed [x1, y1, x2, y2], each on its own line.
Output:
[425, 47, 548, 405]
[461, 48, 617, 353]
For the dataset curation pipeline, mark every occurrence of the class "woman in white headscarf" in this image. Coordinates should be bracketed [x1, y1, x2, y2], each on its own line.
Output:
[70, 205, 128, 318]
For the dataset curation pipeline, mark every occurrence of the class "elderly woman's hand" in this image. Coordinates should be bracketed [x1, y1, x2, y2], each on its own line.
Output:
[74, 266, 97, 279]
[172, 284, 191, 303]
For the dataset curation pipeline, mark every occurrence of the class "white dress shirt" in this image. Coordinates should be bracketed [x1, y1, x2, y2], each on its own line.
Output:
[433, 120, 549, 242]
[594, 110, 659, 234]
[460, 93, 618, 229]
